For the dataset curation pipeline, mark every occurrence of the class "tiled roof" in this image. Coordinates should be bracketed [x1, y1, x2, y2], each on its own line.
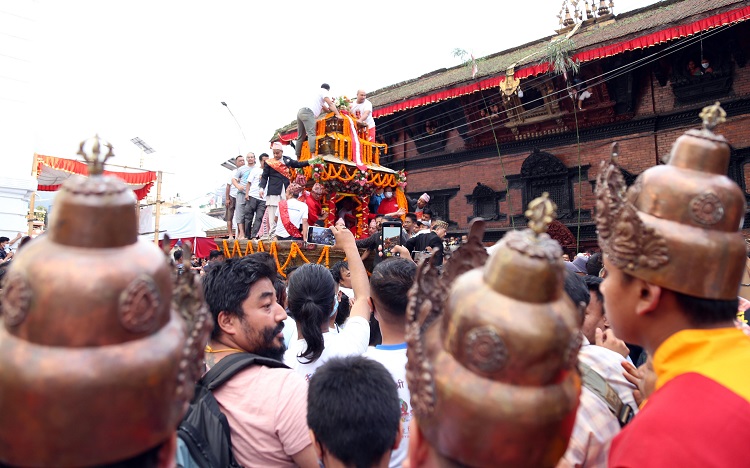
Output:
[368, 0, 745, 108]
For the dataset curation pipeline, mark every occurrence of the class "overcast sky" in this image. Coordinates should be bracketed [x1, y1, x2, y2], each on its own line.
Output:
[6, 0, 659, 204]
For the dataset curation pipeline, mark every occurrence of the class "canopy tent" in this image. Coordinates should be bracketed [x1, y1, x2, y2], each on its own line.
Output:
[140, 210, 226, 258]
[35, 154, 157, 201]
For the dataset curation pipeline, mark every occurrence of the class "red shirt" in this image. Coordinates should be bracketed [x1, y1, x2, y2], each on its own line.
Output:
[377, 197, 399, 215]
[305, 195, 322, 225]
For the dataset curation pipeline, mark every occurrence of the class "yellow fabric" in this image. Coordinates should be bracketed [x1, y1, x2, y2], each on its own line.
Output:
[653, 327, 750, 404]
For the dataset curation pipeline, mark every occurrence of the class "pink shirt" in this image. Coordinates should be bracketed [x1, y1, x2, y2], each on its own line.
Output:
[213, 365, 311, 467]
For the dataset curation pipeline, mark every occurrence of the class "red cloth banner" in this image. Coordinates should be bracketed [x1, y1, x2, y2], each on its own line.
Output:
[35, 154, 156, 201]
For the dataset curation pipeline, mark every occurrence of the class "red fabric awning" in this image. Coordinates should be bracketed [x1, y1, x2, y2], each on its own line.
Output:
[369, 4, 750, 118]
[35, 154, 157, 201]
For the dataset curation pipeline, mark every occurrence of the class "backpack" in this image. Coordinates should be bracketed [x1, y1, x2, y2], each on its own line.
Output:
[177, 352, 290, 468]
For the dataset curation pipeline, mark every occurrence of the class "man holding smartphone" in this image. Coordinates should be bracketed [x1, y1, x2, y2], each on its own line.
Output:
[404, 220, 448, 266]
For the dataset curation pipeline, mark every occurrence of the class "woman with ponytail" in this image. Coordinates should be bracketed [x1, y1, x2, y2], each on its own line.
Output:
[284, 223, 372, 379]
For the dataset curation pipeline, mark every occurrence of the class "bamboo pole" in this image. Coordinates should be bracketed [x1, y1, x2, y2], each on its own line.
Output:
[154, 171, 163, 245]
[27, 154, 39, 236]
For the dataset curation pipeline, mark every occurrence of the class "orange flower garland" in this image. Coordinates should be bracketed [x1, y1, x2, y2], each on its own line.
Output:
[221, 240, 331, 276]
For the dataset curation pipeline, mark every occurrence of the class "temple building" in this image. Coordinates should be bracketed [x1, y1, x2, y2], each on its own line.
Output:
[275, 0, 750, 253]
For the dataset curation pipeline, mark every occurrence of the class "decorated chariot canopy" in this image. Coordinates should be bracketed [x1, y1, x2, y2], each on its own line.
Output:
[277, 111, 409, 238]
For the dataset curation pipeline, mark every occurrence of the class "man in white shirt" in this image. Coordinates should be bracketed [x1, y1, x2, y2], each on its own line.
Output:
[364, 257, 416, 468]
[296, 83, 342, 158]
[558, 271, 637, 468]
[225, 154, 244, 239]
[349, 89, 376, 141]
[233, 152, 254, 240]
[244, 153, 268, 239]
[274, 182, 309, 242]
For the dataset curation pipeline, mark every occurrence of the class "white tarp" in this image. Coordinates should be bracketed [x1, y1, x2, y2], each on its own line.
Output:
[139, 208, 225, 240]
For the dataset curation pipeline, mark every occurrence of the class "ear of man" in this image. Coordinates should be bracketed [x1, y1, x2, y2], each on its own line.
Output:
[636, 281, 662, 317]
[217, 310, 240, 336]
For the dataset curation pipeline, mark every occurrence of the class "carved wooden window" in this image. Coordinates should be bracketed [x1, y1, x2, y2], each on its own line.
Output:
[465, 183, 506, 222]
[507, 149, 590, 223]
[409, 188, 460, 225]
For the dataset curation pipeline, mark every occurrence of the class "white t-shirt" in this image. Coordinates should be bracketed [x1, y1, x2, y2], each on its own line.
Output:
[364, 344, 410, 468]
[247, 166, 265, 200]
[310, 88, 334, 118]
[275, 198, 309, 238]
[229, 166, 244, 198]
[283, 315, 370, 382]
[350, 99, 375, 129]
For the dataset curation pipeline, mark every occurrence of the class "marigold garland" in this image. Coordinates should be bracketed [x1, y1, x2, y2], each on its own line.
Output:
[221, 240, 332, 276]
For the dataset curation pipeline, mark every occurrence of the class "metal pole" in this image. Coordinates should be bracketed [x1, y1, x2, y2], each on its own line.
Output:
[154, 171, 163, 245]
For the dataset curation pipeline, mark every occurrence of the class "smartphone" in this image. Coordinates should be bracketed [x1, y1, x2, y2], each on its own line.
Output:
[307, 226, 336, 246]
[380, 221, 402, 258]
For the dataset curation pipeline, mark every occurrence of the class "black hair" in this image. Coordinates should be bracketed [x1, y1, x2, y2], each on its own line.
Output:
[308, 356, 400, 468]
[586, 252, 603, 276]
[620, 271, 738, 326]
[321, 83, 330, 90]
[563, 271, 589, 325]
[259, 152, 269, 160]
[674, 291, 738, 326]
[17, 236, 32, 251]
[235, 154, 243, 161]
[202, 254, 277, 340]
[370, 258, 416, 318]
[0, 263, 9, 287]
[0, 237, 8, 243]
[208, 249, 223, 260]
[173, 250, 183, 262]
[369, 312, 382, 347]
[334, 294, 350, 327]
[421, 206, 434, 217]
[582, 274, 604, 305]
[330, 261, 349, 284]
[253, 252, 278, 274]
[288, 263, 336, 363]
[404, 213, 418, 224]
[274, 274, 288, 309]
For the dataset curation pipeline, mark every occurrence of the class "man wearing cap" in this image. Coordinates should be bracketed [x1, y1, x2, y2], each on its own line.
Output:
[305, 182, 325, 227]
[596, 104, 750, 466]
[233, 152, 255, 240]
[408, 192, 431, 221]
[275, 183, 309, 242]
[406, 204, 581, 467]
[296, 83, 342, 158]
[260, 142, 314, 239]
[0, 137, 211, 467]
[349, 89, 376, 142]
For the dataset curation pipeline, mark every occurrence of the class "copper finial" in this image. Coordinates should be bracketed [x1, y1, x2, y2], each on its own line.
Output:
[77, 134, 114, 175]
[699, 102, 726, 132]
[525, 193, 557, 235]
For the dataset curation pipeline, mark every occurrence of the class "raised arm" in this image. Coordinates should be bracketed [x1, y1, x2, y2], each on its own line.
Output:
[323, 96, 342, 119]
[331, 224, 369, 320]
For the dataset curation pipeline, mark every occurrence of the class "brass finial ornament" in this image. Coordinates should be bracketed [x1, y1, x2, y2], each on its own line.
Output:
[0, 138, 211, 466]
[595, 102, 746, 300]
[699, 101, 727, 132]
[77, 134, 114, 176]
[406, 207, 581, 466]
[525, 192, 557, 234]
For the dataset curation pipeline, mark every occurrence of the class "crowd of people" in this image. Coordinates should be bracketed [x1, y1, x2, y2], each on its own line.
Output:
[1, 105, 749, 468]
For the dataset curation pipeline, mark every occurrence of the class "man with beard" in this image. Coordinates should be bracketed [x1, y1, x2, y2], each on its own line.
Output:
[202, 254, 318, 468]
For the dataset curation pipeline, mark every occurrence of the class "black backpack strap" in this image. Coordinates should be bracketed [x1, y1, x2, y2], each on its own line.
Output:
[202, 352, 290, 391]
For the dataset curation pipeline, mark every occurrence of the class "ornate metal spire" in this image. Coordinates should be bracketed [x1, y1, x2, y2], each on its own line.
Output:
[699, 102, 727, 132]
[77, 135, 114, 176]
